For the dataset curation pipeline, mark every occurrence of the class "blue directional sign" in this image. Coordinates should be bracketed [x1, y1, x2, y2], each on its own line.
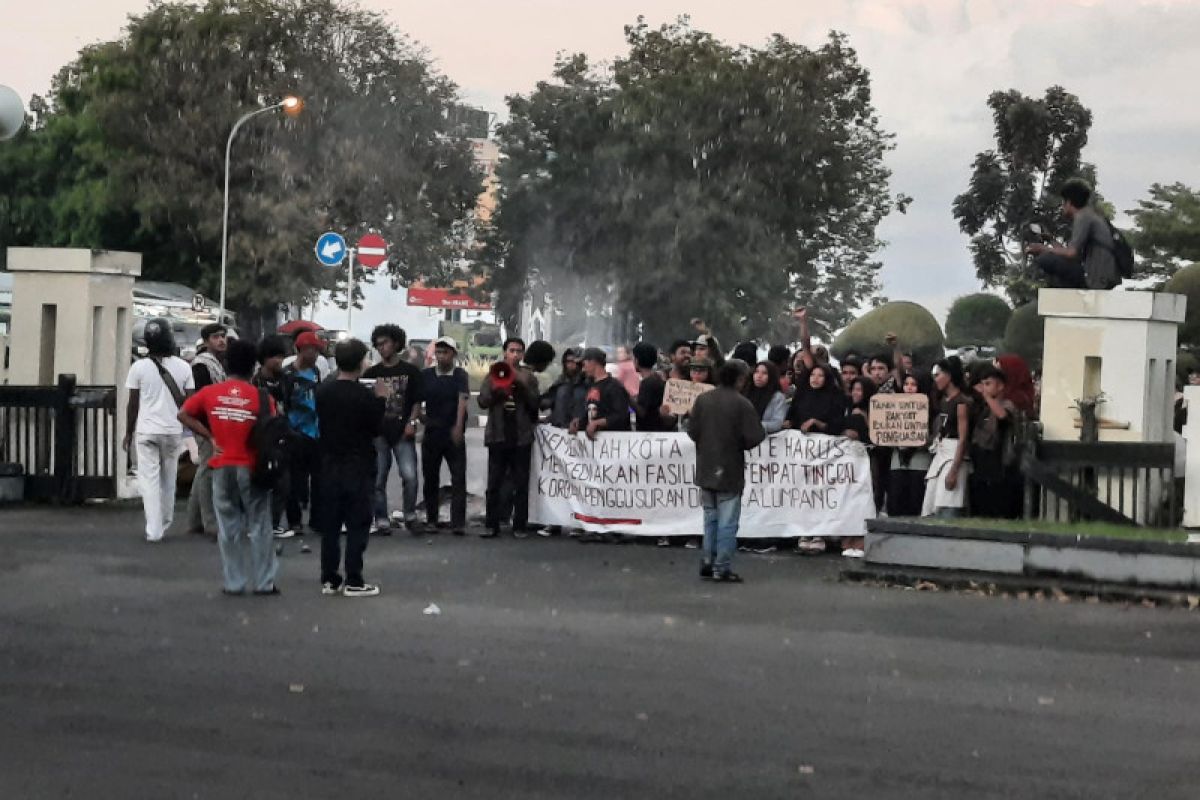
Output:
[314, 231, 347, 267]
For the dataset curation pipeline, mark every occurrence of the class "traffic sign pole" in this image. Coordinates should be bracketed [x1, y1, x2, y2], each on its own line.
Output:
[347, 247, 356, 334]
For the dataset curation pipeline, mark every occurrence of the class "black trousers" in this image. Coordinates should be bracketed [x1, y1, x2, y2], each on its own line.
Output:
[421, 430, 467, 529]
[969, 473, 1023, 520]
[317, 460, 373, 587]
[286, 434, 320, 529]
[887, 468, 925, 518]
[486, 444, 532, 531]
[1035, 253, 1086, 289]
[270, 461, 289, 529]
[869, 448, 890, 513]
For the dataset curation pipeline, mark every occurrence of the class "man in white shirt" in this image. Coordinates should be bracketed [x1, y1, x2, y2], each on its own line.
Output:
[124, 318, 195, 542]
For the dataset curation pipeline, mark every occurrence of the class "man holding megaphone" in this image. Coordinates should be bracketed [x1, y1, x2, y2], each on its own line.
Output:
[478, 337, 542, 538]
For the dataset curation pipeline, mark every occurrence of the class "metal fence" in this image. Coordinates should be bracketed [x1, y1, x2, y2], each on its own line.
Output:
[1023, 439, 1178, 528]
[0, 375, 117, 502]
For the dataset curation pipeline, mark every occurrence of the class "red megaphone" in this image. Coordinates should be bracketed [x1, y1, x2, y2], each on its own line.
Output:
[490, 361, 515, 391]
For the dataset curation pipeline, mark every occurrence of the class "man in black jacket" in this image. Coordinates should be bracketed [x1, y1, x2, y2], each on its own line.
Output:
[687, 359, 766, 582]
[544, 348, 584, 429]
[478, 337, 541, 538]
[252, 335, 292, 536]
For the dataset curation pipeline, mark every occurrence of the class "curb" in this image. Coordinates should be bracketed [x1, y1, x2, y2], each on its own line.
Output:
[842, 563, 1200, 608]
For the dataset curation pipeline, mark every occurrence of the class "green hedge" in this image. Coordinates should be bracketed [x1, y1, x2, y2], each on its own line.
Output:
[944, 293, 1012, 348]
[832, 301, 944, 366]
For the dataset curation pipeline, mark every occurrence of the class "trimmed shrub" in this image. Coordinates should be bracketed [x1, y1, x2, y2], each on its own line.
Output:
[831, 301, 944, 367]
[944, 293, 1012, 349]
[1001, 302, 1044, 367]
[1162, 263, 1200, 349]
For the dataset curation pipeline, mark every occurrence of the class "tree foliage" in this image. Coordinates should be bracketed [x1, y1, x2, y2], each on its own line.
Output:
[0, 0, 480, 334]
[944, 293, 1011, 348]
[952, 86, 1098, 306]
[1128, 182, 1200, 280]
[479, 18, 907, 345]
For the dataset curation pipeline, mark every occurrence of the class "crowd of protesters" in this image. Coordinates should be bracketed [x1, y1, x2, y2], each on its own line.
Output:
[126, 305, 1041, 593]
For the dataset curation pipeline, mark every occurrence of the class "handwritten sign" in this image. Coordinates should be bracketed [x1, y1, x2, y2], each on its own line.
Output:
[868, 394, 929, 447]
[663, 378, 714, 416]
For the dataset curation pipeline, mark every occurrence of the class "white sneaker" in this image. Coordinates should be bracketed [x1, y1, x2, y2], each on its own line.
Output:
[342, 583, 380, 598]
[841, 547, 865, 559]
[321, 582, 339, 596]
[273, 527, 295, 539]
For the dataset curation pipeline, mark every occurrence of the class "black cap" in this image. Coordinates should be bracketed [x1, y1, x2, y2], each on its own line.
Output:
[581, 347, 607, 365]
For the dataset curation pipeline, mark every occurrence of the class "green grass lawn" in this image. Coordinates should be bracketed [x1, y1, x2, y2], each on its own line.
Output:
[916, 517, 1190, 544]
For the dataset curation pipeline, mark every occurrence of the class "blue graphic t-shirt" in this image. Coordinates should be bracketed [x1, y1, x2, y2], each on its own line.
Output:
[287, 365, 320, 439]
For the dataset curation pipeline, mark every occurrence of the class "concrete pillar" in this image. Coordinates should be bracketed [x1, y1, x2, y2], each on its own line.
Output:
[1038, 289, 1186, 525]
[1038, 289, 1185, 444]
[1182, 386, 1200, 530]
[6, 247, 142, 496]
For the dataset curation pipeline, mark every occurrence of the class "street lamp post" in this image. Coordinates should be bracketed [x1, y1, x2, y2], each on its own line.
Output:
[218, 95, 302, 322]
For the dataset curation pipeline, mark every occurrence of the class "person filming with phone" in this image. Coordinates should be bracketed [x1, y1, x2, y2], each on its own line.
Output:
[1025, 178, 1122, 291]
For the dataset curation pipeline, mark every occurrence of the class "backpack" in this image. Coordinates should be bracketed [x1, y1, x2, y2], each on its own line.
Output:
[250, 388, 293, 490]
[1000, 407, 1027, 470]
[1098, 219, 1135, 279]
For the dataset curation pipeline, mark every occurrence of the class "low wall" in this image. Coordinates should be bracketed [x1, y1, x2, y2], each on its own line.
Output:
[867, 519, 1200, 591]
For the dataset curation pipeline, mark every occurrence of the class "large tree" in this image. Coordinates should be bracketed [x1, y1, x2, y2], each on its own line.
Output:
[479, 19, 907, 345]
[0, 0, 481, 335]
[952, 86, 1097, 306]
[1128, 182, 1200, 280]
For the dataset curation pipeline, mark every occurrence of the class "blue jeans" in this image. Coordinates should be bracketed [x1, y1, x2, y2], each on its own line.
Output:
[212, 466, 278, 593]
[701, 490, 742, 574]
[373, 436, 418, 519]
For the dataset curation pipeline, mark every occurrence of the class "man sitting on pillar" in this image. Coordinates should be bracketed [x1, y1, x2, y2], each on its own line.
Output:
[1025, 178, 1122, 291]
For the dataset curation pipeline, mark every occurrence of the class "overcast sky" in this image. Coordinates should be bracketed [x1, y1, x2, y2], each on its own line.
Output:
[4, 0, 1199, 334]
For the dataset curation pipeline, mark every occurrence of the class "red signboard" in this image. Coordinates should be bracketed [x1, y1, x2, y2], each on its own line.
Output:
[356, 233, 387, 269]
[406, 286, 492, 310]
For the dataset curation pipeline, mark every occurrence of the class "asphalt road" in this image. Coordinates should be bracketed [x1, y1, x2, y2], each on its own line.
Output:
[1, 504, 1199, 799]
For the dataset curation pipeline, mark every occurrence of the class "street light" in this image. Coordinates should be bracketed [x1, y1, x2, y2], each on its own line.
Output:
[218, 95, 303, 321]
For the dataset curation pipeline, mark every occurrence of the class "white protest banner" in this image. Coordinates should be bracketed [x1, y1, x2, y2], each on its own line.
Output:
[868, 394, 929, 447]
[529, 426, 876, 538]
[663, 378, 714, 416]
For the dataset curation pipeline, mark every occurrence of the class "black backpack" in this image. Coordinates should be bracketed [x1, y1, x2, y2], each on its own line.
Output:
[1098, 219, 1135, 279]
[250, 388, 293, 490]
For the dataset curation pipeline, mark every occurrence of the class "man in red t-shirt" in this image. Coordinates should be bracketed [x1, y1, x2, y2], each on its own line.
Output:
[179, 339, 279, 596]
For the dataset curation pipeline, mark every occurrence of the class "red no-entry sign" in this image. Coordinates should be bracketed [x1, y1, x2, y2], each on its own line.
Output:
[357, 233, 387, 269]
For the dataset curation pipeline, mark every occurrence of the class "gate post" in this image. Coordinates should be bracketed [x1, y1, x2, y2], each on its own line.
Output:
[1182, 386, 1200, 529]
[54, 373, 76, 502]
